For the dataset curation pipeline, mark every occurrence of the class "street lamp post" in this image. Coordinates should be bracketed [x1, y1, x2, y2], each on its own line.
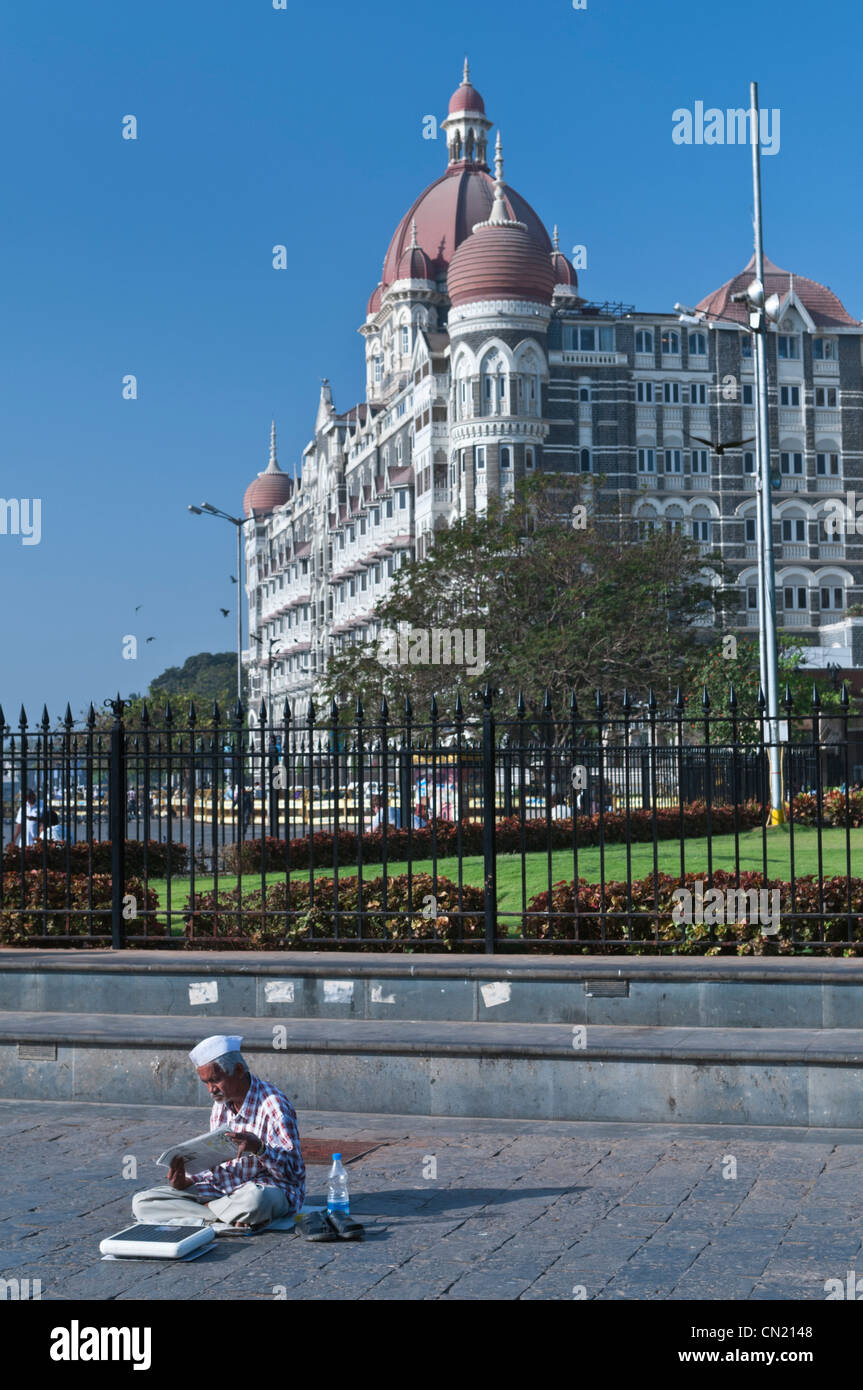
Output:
[188, 502, 250, 705]
[675, 81, 784, 824]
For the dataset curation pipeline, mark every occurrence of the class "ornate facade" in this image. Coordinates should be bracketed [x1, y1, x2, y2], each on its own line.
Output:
[241, 62, 863, 711]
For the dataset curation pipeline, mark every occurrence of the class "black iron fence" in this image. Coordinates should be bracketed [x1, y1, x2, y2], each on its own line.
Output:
[1, 687, 861, 952]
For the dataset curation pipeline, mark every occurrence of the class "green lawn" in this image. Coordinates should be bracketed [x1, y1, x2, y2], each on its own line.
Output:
[148, 825, 862, 928]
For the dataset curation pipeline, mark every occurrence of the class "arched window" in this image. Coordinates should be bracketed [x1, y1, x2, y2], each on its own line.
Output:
[580, 448, 592, 473]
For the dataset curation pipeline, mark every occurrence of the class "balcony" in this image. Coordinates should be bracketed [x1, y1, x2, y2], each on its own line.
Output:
[819, 543, 845, 559]
[779, 409, 804, 429]
[781, 543, 808, 559]
[814, 409, 841, 431]
[663, 407, 684, 428]
[689, 408, 710, 430]
[690, 475, 712, 490]
[816, 476, 842, 492]
[635, 407, 656, 429]
[813, 359, 840, 376]
[782, 612, 810, 627]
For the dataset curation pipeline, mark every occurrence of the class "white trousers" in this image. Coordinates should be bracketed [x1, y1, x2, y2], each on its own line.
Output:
[132, 1180, 292, 1227]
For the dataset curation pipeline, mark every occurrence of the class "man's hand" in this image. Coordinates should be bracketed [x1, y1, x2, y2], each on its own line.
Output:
[226, 1130, 264, 1159]
[168, 1156, 195, 1191]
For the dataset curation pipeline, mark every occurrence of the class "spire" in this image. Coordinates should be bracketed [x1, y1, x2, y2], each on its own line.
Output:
[553, 224, 560, 251]
[315, 377, 335, 433]
[264, 419, 283, 475]
[410, 217, 418, 249]
[463, 55, 470, 84]
[487, 133, 510, 225]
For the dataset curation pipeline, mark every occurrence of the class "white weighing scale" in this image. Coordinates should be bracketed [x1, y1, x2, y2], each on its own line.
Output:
[99, 1223, 216, 1260]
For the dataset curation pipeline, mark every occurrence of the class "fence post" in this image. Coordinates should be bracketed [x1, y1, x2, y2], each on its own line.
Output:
[482, 683, 497, 953]
[108, 694, 127, 950]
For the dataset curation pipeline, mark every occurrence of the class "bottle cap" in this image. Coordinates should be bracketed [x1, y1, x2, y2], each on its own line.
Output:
[332, 1152, 341, 1160]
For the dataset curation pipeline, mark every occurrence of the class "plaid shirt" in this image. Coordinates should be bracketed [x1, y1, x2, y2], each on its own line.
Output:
[192, 1074, 305, 1210]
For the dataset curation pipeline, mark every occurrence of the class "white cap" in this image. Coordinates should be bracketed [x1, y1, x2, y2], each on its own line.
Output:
[189, 1035, 243, 1068]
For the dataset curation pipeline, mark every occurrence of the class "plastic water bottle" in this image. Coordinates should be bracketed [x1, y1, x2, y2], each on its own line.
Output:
[327, 1153, 350, 1214]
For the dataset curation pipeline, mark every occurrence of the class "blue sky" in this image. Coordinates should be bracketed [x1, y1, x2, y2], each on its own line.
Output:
[2, 0, 861, 718]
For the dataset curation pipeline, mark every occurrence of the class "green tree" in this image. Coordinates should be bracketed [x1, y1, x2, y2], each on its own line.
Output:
[322, 475, 724, 738]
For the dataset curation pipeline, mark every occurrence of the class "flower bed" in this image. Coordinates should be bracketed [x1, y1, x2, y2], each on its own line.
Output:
[523, 869, 863, 956]
[0, 872, 162, 945]
[182, 872, 485, 951]
[1, 839, 188, 878]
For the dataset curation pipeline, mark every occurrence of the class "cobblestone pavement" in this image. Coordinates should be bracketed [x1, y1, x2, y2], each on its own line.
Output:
[3, 1100, 863, 1301]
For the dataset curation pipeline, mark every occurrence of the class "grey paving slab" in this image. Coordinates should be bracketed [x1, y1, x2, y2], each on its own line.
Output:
[2, 1099, 863, 1301]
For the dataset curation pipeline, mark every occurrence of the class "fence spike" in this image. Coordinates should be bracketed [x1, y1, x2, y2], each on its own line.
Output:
[701, 686, 710, 711]
[674, 686, 684, 712]
[811, 683, 821, 708]
[648, 687, 657, 712]
[164, 701, 174, 724]
[283, 698, 292, 723]
[64, 702, 73, 728]
[188, 700, 197, 724]
[783, 683, 793, 710]
[404, 694, 412, 719]
[757, 686, 766, 710]
[380, 695, 388, 720]
[0, 705, 6, 731]
[141, 701, 150, 726]
[306, 699, 316, 723]
[841, 681, 850, 707]
[568, 688, 577, 714]
[233, 699, 245, 724]
[355, 696, 364, 720]
[728, 683, 737, 710]
[517, 689, 526, 716]
[622, 688, 632, 711]
[542, 687, 551, 713]
[594, 689, 603, 712]
[212, 701, 221, 724]
[19, 705, 27, 728]
[486, 683, 496, 710]
[455, 692, 464, 720]
[430, 693, 438, 720]
[330, 697, 339, 721]
[259, 698, 267, 725]
[41, 705, 51, 730]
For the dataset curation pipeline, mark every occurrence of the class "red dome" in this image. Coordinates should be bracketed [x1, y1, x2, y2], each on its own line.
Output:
[551, 249, 578, 289]
[697, 254, 858, 328]
[448, 220, 556, 307]
[243, 469, 292, 518]
[449, 81, 485, 114]
[396, 242, 434, 281]
[382, 166, 551, 287]
[366, 282, 383, 316]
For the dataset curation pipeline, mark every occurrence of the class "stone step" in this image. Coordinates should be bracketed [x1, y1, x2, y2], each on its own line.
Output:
[2, 1009, 863, 1127]
[2, 949, 863, 1029]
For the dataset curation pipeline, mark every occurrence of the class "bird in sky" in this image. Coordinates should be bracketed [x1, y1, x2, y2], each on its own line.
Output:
[690, 436, 756, 457]
[145, 636, 156, 643]
[229, 575, 237, 584]
[135, 605, 142, 612]
[220, 608, 230, 617]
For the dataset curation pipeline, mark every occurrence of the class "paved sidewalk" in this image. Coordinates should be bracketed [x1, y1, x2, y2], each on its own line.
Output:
[2, 1100, 863, 1301]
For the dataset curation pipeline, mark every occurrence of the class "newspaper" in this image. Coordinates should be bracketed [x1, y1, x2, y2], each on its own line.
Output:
[156, 1124, 238, 1175]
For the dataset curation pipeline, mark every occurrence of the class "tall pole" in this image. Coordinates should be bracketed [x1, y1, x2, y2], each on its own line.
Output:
[750, 80, 783, 824]
[236, 522, 243, 704]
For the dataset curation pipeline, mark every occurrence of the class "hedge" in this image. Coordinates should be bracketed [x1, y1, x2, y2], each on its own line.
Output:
[182, 872, 485, 951]
[0, 872, 162, 945]
[1, 840, 188, 878]
[522, 869, 863, 956]
[221, 801, 769, 873]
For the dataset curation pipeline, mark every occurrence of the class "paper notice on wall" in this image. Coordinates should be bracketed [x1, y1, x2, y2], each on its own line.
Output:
[480, 982, 512, 1009]
[264, 981, 295, 1004]
[188, 981, 218, 1006]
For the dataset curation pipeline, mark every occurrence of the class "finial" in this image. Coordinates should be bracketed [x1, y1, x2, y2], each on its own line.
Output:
[553, 224, 560, 251]
[410, 217, 418, 249]
[488, 133, 508, 225]
[269, 419, 277, 465]
[463, 55, 470, 84]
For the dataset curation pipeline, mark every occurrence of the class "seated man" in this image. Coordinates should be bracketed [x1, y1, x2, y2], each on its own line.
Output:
[132, 1034, 305, 1231]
